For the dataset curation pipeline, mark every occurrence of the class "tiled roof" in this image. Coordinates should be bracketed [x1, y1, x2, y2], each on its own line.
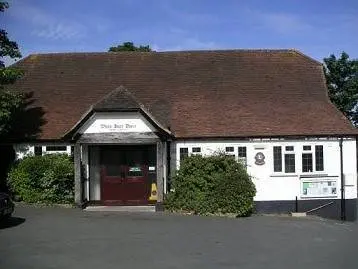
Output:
[10, 49, 357, 140]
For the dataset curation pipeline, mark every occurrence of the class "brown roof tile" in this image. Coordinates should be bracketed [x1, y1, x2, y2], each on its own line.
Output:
[10, 49, 357, 140]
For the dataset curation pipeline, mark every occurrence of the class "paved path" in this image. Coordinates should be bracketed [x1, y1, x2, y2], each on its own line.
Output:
[0, 206, 357, 269]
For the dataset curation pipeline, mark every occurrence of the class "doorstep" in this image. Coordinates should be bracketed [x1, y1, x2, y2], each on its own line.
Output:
[84, 205, 156, 212]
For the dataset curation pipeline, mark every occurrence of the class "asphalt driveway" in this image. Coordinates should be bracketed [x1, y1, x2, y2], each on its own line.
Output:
[0, 206, 357, 269]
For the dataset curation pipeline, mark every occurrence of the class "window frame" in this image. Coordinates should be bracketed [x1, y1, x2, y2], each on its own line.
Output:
[45, 145, 67, 152]
[238, 146, 247, 166]
[301, 145, 324, 173]
[273, 145, 296, 174]
[34, 146, 43, 156]
[179, 147, 189, 162]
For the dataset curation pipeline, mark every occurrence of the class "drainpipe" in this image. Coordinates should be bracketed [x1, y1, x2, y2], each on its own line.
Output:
[339, 138, 346, 221]
[166, 141, 171, 192]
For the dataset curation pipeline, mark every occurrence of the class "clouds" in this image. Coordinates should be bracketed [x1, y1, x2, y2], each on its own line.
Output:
[7, 1, 87, 41]
[258, 12, 313, 35]
[2, 0, 357, 60]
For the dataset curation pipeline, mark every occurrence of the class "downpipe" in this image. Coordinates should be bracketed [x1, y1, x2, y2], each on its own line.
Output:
[339, 138, 346, 221]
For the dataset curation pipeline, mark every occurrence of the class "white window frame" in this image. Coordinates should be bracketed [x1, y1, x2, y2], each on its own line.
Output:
[301, 144, 324, 174]
[273, 145, 297, 174]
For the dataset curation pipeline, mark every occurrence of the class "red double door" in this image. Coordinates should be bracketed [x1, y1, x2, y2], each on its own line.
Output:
[100, 146, 156, 205]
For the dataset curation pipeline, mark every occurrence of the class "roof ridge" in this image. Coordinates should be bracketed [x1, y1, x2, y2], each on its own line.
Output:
[22, 48, 316, 57]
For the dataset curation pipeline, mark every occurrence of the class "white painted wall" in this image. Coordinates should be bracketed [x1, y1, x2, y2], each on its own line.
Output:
[79, 112, 156, 134]
[13, 144, 72, 159]
[175, 138, 357, 201]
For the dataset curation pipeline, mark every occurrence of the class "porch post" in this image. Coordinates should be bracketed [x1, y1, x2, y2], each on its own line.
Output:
[74, 143, 82, 206]
[156, 141, 164, 207]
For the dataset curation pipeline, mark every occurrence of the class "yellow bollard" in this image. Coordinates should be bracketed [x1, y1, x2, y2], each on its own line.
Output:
[149, 182, 157, 201]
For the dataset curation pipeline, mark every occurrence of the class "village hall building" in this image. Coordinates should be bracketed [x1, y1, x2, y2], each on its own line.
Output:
[8, 49, 358, 220]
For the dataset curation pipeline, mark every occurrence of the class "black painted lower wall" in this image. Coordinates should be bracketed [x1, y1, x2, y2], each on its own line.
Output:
[255, 199, 357, 221]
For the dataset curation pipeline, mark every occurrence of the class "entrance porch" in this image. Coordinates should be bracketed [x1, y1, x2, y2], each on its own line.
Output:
[74, 141, 167, 209]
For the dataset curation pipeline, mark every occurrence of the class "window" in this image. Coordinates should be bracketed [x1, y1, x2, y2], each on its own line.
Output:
[238, 146, 247, 165]
[273, 146, 282, 172]
[192, 147, 201, 153]
[301, 145, 324, 173]
[34, 146, 42, 156]
[226, 146, 234, 152]
[303, 145, 311, 151]
[315, 145, 324, 171]
[46, 146, 67, 151]
[284, 154, 295, 173]
[302, 153, 313, 172]
[274, 146, 295, 173]
[179, 148, 188, 161]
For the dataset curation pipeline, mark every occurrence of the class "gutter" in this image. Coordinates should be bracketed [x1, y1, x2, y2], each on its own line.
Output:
[339, 138, 346, 221]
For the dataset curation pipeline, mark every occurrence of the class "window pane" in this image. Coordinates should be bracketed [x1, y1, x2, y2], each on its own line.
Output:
[303, 145, 311, 151]
[34, 146, 42, 156]
[285, 146, 294, 151]
[226, 146, 234, 152]
[238, 147, 246, 158]
[180, 148, 188, 161]
[315, 145, 324, 171]
[192, 147, 201, 153]
[302, 153, 313, 172]
[284, 154, 295, 173]
[273, 146, 282, 172]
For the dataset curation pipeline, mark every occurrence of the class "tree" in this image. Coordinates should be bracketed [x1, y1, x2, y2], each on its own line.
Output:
[323, 52, 358, 126]
[0, 1, 24, 136]
[108, 41, 152, 52]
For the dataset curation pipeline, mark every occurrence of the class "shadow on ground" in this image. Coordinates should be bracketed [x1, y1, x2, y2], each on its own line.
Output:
[0, 217, 26, 229]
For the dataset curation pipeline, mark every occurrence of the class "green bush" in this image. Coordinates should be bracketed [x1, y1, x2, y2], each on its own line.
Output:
[7, 154, 74, 204]
[165, 154, 256, 216]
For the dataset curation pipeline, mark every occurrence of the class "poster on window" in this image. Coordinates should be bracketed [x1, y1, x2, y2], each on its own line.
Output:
[301, 179, 338, 198]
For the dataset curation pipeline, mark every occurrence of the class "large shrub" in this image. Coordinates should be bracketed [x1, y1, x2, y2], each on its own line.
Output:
[8, 154, 74, 204]
[165, 154, 256, 216]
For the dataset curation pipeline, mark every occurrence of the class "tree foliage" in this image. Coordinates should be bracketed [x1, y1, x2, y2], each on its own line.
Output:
[165, 154, 256, 216]
[323, 52, 358, 125]
[108, 41, 152, 52]
[0, 1, 24, 136]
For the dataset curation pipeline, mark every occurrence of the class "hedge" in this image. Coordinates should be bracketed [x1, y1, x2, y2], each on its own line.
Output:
[165, 154, 256, 216]
[7, 154, 74, 204]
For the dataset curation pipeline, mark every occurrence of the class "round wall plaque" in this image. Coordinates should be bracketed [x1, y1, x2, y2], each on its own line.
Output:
[255, 152, 265, 165]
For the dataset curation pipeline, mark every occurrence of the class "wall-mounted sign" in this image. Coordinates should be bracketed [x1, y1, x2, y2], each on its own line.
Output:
[80, 112, 156, 134]
[301, 179, 338, 198]
[100, 123, 137, 131]
[255, 152, 265, 165]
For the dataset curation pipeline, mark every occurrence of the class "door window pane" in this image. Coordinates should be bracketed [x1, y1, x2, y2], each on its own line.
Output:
[284, 154, 295, 173]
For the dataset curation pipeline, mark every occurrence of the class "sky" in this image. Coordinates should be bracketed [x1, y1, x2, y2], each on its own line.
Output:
[2, 0, 358, 65]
